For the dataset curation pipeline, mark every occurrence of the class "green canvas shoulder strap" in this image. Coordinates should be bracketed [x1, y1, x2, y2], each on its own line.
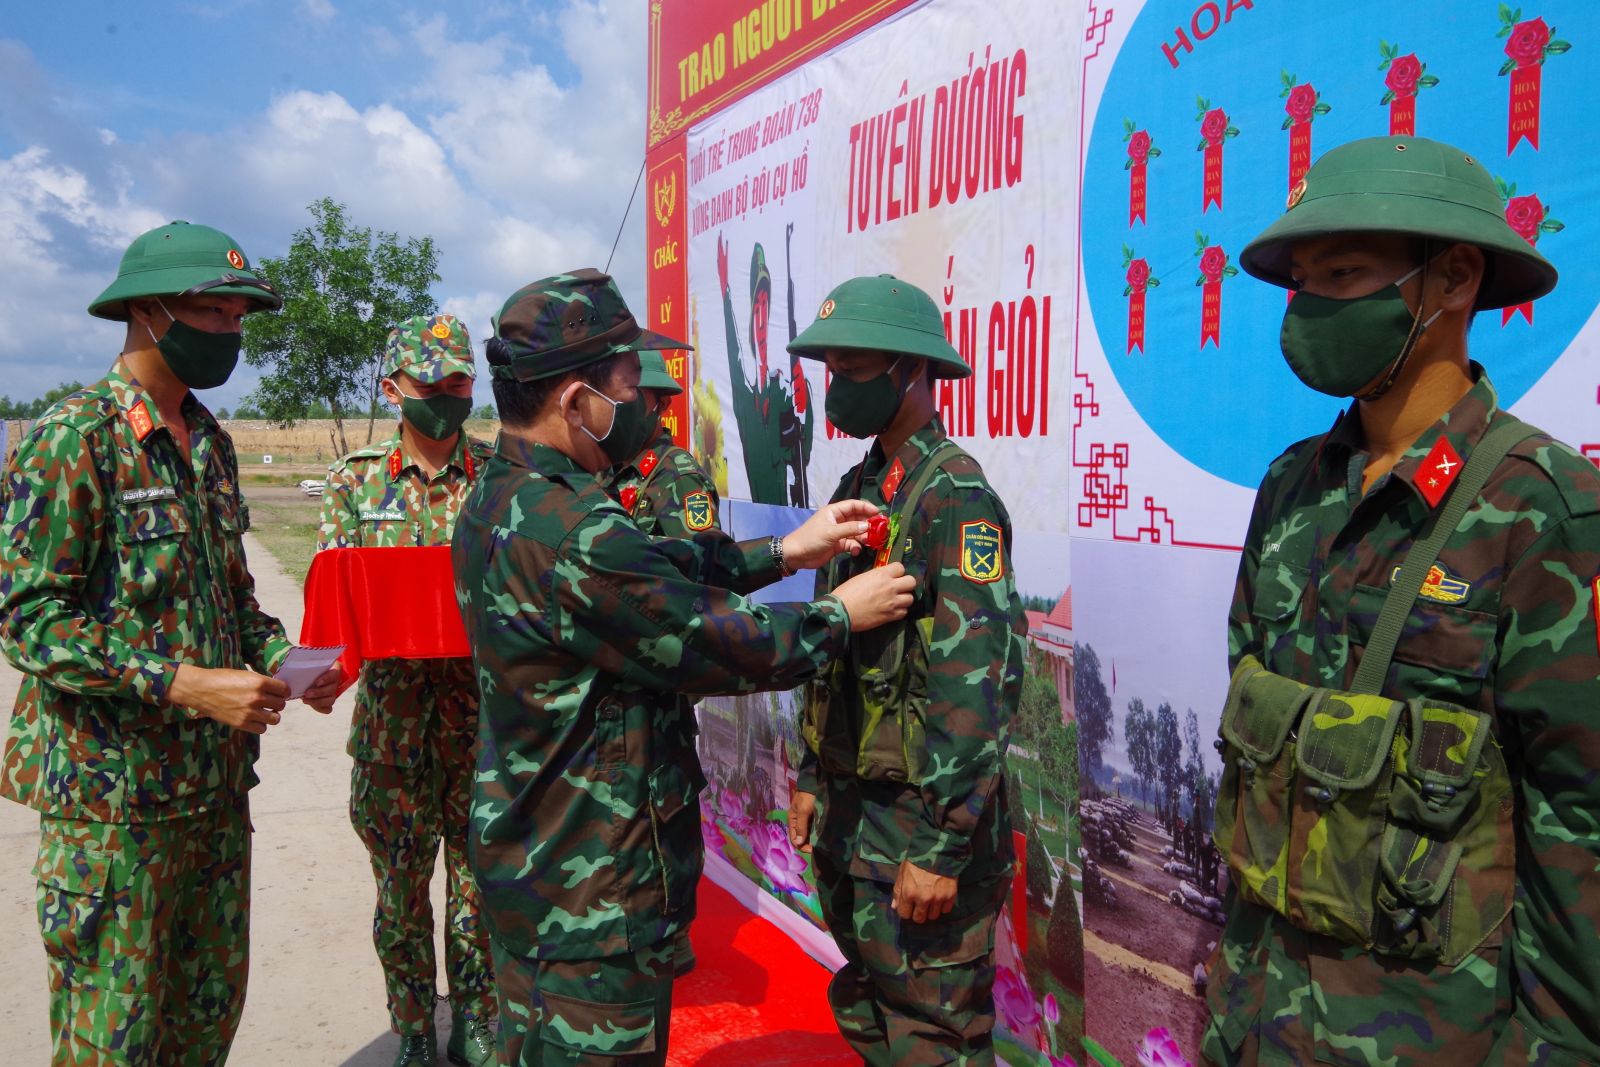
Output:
[1351, 415, 1537, 695]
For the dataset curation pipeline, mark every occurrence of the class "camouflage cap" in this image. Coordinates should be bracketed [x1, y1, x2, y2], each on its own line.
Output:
[383, 314, 475, 382]
[487, 268, 690, 382]
[637, 350, 683, 395]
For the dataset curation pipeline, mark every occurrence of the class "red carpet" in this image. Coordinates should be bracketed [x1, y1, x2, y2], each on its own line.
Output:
[668, 876, 858, 1066]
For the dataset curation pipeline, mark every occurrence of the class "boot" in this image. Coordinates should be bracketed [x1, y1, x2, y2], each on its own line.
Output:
[393, 1030, 437, 1067]
[446, 1012, 496, 1067]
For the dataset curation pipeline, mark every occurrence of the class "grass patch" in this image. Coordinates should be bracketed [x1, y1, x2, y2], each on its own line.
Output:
[1008, 750, 1079, 862]
[239, 472, 308, 487]
[244, 493, 321, 585]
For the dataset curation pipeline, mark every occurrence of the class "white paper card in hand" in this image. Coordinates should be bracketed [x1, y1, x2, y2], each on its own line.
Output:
[274, 645, 345, 698]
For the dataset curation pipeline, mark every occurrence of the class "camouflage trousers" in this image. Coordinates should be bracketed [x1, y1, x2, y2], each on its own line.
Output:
[490, 935, 677, 1066]
[33, 796, 251, 1066]
[813, 849, 1010, 1067]
[350, 703, 495, 1034]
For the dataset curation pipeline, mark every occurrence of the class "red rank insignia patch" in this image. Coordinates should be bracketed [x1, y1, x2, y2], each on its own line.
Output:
[388, 448, 403, 480]
[620, 486, 639, 512]
[639, 451, 658, 477]
[126, 401, 155, 442]
[881, 457, 906, 502]
[1416, 436, 1463, 509]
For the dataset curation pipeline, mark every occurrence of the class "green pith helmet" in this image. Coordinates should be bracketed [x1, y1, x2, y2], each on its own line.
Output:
[383, 314, 475, 382]
[487, 268, 689, 382]
[1241, 136, 1557, 310]
[750, 244, 771, 299]
[637, 350, 683, 396]
[789, 274, 971, 379]
[89, 220, 281, 321]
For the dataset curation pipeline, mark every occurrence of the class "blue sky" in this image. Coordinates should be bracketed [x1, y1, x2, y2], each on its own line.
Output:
[0, 0, 646, 412]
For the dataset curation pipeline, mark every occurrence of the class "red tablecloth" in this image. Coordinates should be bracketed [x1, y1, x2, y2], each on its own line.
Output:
[300, 546, 469, 686]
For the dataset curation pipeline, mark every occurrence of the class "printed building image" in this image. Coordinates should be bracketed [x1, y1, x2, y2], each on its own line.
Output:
[1026, 588, 1074, 723]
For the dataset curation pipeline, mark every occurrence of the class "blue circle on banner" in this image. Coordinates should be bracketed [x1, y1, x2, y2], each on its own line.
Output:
[1083, 0, 1594, 488]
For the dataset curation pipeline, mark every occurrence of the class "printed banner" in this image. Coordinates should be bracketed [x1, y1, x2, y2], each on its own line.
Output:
[646, 141, 692, 446]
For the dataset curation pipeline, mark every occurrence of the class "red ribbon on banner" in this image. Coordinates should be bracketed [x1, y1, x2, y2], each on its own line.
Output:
[1508, 65, 1542, 152]
[1501, 302, 1534, 325]
[1289, 121, 1312, 192]
[1130, 162, 1148, 225]
[1390, 94, 1416, 136]
[1201, 280, 1222, 348]
[1128, 287, 1147, 353]
[1203, 143, 1223, 212]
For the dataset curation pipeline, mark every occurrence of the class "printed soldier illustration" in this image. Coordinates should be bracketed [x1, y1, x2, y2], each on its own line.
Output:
[718, 224, 814, 507]
[0, 220, 342, 1065]
[785, 274, 1029, 1066]
[1208, 136, 1600, 1065]
[452, 268, 915, 1066]
[317, 314, 496, 1067]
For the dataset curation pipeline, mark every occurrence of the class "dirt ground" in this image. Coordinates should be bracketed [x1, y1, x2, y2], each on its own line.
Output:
[1084, 811, 1221, 1061]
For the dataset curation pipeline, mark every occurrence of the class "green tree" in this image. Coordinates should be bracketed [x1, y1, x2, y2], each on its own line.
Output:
[0, 381, 87, 419]
[241, 198, 439, 456]
[1124, 696, 1152, 806]
[471, 403, 497, 421]
[1073, 642, 1113, 788]
[1155, 701, 1182, 828]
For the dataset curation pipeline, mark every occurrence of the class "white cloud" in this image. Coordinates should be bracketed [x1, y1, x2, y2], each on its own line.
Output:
[0, 0, 652, 409]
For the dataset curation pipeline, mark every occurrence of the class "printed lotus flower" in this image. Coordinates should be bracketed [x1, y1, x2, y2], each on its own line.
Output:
[1506, 17, 1552, 67]
[720, 787, 757, 837]
[1286, 83, 1317, 123]
[1136, 1027, 1194, 1067]
[1200, 108, 1228, 145]
[701, 808, 727, 854]
[1048, 1056, 1080, 1067]
[1044, 993, 1061, 1026]
[1128, 129, 1151, 162]
[993, 965, 1041, 1030]
[751, 820, 810, 894]
[1386, 54, 1423, 95]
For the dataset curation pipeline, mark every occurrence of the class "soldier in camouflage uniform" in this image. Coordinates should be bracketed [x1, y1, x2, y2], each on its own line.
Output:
[1207, 136, 1600, 1065]
[451, 268, 915, 1066]
[318, 315, 496, 1067]
[717, 228, 814, 507]
[602, 351, 720, 538]
[785, 275, 1028, 1066]
[0, 220, 343, 1065]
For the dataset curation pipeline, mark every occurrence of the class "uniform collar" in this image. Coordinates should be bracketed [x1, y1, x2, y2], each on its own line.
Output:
[495, 432, 586, 477]
[619, 426, 674, 479]
[862, 417, 949, 502]
[388, 427, 475, 481]
[106, 357, 208, 448]
[1325, 362, 1499, 507]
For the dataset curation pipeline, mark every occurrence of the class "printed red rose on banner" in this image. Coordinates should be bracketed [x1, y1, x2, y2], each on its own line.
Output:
[1124, 118, 1160, 224]
[1502, 15, 1556, 69]
[1498, 10, 1571, 151]
[1199, 108, 1230, 146]
[1123, 119, 1161, 168]
[1194, 97, 1238, 211]
[1123, 245, 1159, 354]
[1496, 177, 1564, 324]
[1194, 232, 1236, 349]
[1378, 42, 1438, 136]
[1280, 74, 1331, 129]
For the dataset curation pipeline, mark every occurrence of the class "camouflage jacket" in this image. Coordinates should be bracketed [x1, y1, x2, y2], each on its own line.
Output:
[722, 284, 813, 507]
[799, 419, 1025, 884]
[452, 434, 850, 962]
[1213, 369, 1600, 1064]
[0, 359, 291, 822]
[317, 428, 493, 765]
[603, 427, 722, 538]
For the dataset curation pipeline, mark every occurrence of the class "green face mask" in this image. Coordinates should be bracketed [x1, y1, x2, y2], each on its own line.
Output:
[825, 357, 906, 438]
[149, 299, 241, 390]
[580, 383, 655, 465]
[1279, 259, 1442, 399]
[398, 392, 472, 441]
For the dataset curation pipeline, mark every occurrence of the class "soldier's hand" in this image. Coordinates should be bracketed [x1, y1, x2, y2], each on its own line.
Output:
[299, 664, 345, 715]
[782, 499, 880, 569]
[832, 562, 915, 632]
[891, 859, 957, 924]
[787, 790, 818, 853]
[168, 664, 290, 735]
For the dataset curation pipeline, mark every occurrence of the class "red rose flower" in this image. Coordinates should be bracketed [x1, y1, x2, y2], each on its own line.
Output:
[1386, 54, 1422, 96]
[1199, 246, 1227, 282]
[1201, 108, 1228, 145]
[1126, 259, 1152, 289]
[863, 514, 890, 550]
[1285, 83, 1317, 123]
[1505, 17, 1552, 69]
[1505, 194, 1545, 241]
[1128, 129, 1151, 163]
